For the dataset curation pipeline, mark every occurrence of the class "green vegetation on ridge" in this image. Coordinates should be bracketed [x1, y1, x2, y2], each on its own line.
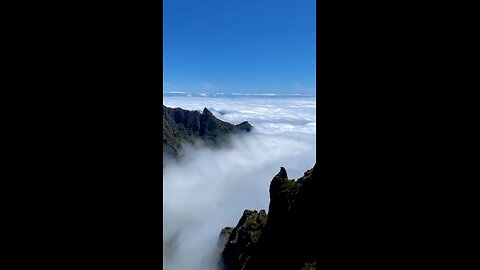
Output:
[163, 105, 252, 158]
[220, 165, 317, 270]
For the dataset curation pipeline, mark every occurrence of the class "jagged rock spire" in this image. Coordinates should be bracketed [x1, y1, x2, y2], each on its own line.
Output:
[202, 107, 213, 115]
[273, 167, 288, 181]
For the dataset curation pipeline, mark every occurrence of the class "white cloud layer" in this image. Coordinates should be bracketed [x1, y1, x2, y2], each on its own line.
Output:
[163, 96, 316, 270]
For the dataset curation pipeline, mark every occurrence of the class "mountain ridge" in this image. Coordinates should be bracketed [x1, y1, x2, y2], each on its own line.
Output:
[219, 164, 317, 270]
[163, 105, 252, 159]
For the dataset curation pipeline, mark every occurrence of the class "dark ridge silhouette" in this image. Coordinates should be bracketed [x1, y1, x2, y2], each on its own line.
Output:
[219, 164, 317, 270]
[163, 105, 252, 159]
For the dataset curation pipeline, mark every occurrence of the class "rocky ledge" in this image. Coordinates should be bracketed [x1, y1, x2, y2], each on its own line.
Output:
[219, 164, 317, 270]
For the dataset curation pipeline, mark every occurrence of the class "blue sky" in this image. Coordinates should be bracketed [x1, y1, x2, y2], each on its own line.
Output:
[163, 0, 316, 95]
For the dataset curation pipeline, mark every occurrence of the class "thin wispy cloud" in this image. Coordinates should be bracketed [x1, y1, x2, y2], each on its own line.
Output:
[294, 83, 315, 93]
[201, 82, 217, 91]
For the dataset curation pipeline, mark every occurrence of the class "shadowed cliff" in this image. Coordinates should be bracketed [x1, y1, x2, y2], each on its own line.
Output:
[219, 164, 317, 270]
[163, 105, 252, 159]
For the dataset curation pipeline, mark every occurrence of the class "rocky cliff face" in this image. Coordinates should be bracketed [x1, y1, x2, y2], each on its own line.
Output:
[163, 105, 252, 159]
[220, 164, 317, 270]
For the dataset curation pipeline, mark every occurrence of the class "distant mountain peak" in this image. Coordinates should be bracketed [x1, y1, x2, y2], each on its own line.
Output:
[235, 121, 252, 131]
[163, 105, 253, 161]
[202, 107, 213, 115]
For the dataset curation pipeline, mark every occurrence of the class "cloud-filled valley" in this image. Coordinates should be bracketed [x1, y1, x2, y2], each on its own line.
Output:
[163, 96, 316, 270]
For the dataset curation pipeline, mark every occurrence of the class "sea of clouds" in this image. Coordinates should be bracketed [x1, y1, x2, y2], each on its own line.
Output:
[163, 96, 316, 270]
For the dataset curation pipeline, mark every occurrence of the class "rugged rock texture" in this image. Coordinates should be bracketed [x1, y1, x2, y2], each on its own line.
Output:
[220, 210, 267, 269]
[163, 105, 252, 159]
[219, 227, 234, 248]
[220, 164, 317, 270]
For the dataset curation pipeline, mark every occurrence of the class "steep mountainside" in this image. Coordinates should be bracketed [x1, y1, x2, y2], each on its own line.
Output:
[163, 105, 252, 158]
[219, 164, 317, 270]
